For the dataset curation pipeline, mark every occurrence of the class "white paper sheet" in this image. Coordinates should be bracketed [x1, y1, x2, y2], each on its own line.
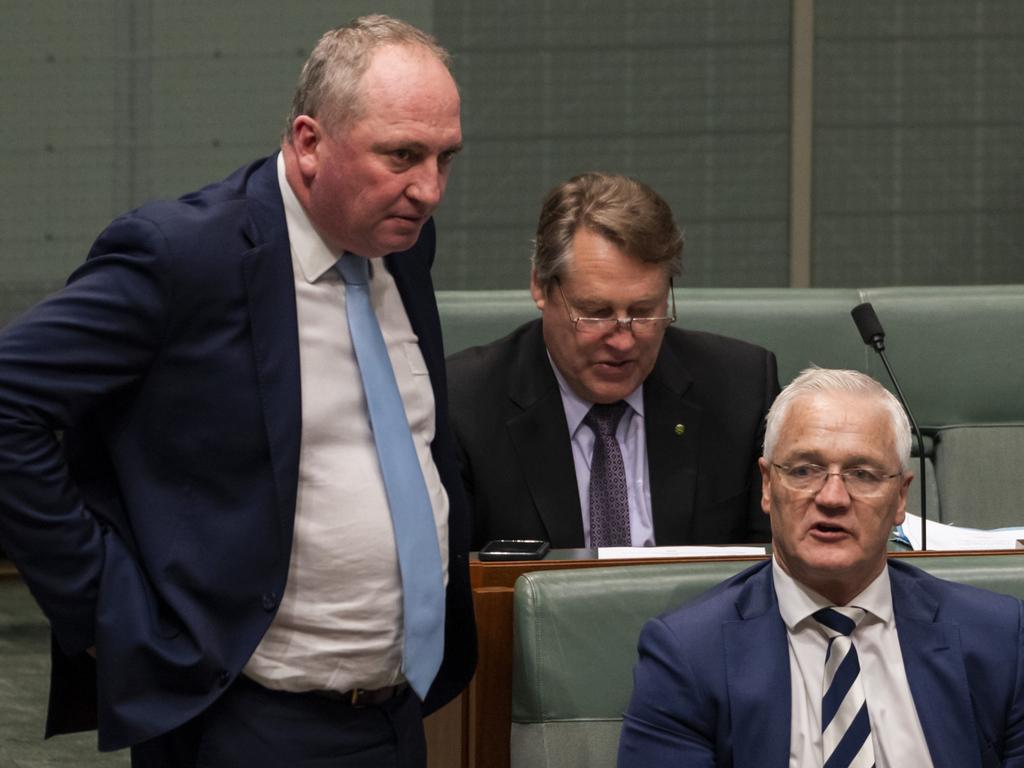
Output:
[597, 545, 767, 559]
[901, 512, 1024, 551]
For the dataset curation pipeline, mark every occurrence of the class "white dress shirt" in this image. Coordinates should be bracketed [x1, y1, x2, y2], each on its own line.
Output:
[773, 558, 934, 767]
[243, 153, 449, 694]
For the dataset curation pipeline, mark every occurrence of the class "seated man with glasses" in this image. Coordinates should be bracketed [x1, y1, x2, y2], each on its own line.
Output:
[446, 172, 779, 549]
[618, 367, 1024, 766]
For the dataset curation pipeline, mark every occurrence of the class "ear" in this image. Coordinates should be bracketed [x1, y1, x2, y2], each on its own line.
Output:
[529, 268, 546, 311]
[289, 115, 324, 180]
[893, 470, 913, 526]
[758, 457, 772, 516]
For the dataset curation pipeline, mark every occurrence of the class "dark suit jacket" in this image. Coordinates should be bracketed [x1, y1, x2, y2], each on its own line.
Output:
[446, 319, 779, 549]
[0, 155, 475, 750]
[618, 559, 1024, 767]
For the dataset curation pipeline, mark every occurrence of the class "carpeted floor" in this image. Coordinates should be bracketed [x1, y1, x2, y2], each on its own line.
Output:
[0, 571, 128, 768]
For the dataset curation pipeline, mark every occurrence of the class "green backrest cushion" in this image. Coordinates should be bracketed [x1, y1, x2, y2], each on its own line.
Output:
[670, 288, 866, 385]
[933, 425, 1024, 529]
[437, 290, 537, 355]
[512, 560, 757, 723]
[438, 287, 867, 387]
[860, 286, 1024, 427]
[438, 286, 1024, 428]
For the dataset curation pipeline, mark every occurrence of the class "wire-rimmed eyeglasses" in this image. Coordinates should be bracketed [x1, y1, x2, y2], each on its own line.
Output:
[771, 463, 903, 498]
[554, 278, 676, 338]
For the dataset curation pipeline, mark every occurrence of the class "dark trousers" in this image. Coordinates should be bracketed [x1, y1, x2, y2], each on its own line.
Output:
[130, 676, 426, 768]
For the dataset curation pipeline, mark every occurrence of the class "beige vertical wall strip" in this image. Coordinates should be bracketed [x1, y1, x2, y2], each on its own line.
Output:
[789, 0, 814, 287]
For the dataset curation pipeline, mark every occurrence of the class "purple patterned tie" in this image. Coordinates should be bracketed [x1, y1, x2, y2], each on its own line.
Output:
[585, 401, 631, 547]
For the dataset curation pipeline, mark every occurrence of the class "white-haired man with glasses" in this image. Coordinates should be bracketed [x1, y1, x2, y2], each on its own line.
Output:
[447, 172, 780, 550]
[618, 368, 1024, 767]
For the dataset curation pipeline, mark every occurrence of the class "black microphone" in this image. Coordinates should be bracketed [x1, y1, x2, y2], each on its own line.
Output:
[851, 303, 886, 352]
[851, 302, 928, 550]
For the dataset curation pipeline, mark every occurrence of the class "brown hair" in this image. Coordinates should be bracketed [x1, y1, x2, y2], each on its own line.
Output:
[531, 172, 683, 290]
[285, 14, 452, 138]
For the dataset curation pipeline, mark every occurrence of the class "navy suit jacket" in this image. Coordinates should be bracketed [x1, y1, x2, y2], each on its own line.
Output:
[0, 155, 475, 750]
[447, 319, 779, 549]
[618, 559, 1024, 767]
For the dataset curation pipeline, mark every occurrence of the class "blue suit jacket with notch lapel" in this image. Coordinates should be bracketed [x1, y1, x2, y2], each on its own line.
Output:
[617, 559, 1024, 767]
[0, 154, 476, 750]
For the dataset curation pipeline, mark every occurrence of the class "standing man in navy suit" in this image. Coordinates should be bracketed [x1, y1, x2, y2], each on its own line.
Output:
[0, 15, 473, 768]
[619, 368, 1024, 767]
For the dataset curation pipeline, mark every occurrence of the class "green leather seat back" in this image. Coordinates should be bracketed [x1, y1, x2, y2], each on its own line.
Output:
[933, 425, 1024, 527]
[860, 286, 1024, 428]
[670, 287, 866, 385]
[511, 560, 757, 768]
[436, 289, 537, 355]
[438, 287, 868, 388]
[438, 286, 1024, 429]
[511, 555, 1024, 768]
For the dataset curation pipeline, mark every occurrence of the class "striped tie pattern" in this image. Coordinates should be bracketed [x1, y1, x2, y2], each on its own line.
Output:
[813, 607, 875, 768]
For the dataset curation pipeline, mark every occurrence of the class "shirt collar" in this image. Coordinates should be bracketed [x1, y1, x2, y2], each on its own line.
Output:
[547, 351, 644, 435]
[773, 556, 894, 630]
[276, 151, 341, 283]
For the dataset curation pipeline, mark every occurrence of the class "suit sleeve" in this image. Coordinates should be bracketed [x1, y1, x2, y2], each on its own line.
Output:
[617, 617, 719, 767]
[1003, 600, 1024, 765]
[0, 215, 169, 655]
[744, 348, 780, 542]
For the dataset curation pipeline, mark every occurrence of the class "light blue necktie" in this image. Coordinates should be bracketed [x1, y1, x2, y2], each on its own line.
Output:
[335, 253, 445, 700]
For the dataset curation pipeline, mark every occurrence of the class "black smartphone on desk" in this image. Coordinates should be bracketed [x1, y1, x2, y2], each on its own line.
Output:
[478, 539, 550, 561]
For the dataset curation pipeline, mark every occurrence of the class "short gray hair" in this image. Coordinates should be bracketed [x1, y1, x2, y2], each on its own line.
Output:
[763, 367, 912, 471]
[531, 172, 683, 292]
[285, 15, 452, 138]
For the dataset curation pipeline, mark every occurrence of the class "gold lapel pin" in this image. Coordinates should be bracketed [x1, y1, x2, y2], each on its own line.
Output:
[674, 424, 686, 436]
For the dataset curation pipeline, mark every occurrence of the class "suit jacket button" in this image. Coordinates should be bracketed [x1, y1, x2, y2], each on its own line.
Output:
[217, 671, 230, 687]
[261, 592, 277, 611]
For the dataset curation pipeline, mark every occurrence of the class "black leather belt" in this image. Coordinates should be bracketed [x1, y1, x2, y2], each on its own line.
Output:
[315, 682, 410, 707]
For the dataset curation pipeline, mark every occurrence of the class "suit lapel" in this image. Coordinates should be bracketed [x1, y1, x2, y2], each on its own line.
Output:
[241, 156, 302, 560]
[724, 564, 792, 768]
[891, 567, 981, 768]
[644, 338, 701, 543]
[505, 323, 585, 546]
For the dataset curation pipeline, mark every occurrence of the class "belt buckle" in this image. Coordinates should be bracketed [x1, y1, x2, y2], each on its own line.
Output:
[350, 688, 369, 707]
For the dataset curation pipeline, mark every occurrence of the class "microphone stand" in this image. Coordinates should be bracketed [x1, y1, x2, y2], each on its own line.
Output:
[873, 348, 927, 551]
[852, 303, 928, 550]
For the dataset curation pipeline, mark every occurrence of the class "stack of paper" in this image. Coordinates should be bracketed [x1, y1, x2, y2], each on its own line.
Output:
[901, 512, 1024, 551]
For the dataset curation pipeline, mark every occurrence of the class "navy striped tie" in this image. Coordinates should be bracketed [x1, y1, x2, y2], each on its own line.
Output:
[813, 607, 875, 768]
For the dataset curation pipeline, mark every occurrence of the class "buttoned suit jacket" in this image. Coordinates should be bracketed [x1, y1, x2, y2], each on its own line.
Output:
[0, 155, 475, 750]
[617, 559, 1024, 768]
[446, 319, 780, 549]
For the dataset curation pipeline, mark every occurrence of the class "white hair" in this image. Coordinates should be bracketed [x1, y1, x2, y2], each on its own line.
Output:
[763, 367, 912, 471]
